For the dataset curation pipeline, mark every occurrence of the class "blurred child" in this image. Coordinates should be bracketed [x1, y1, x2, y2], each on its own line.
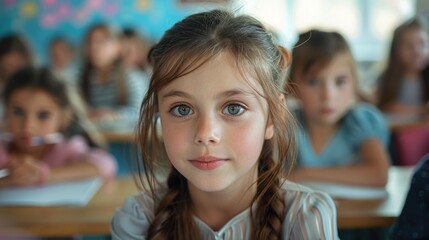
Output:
[288, 29, 390, 187]
[0, 34, 33, 85]
[389, 154, 429, 239]
[49, 36, 78, 85]
[0, 66, 116, 188]
[0, 34, 33, 122]
[377, 16, 429, 116]
[120, 28, 152, 74]
[111, 10, 338, 239]
[80, 23, 147, 122]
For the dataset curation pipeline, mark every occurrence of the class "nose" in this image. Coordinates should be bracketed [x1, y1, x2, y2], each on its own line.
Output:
[321, 82, 335, 102]
[194, 114, 221, 145]
[23, 115, 35, 132]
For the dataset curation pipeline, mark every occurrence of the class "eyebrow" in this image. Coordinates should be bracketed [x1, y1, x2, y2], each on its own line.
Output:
[161, 88, 257, 100]
[9, 103, 58, 110]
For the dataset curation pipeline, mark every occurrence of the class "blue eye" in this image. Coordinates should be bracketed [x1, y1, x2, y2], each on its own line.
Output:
[307, 78, 320, 86]
[171, 104, 193, 117]
[38, 111, 50, 120]
[223, 104, 245, 116]
[12, 107, 24, 117]
[336, 77, 348, 86]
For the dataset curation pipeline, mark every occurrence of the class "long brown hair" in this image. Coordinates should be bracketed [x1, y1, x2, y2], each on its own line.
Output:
[377, 16, 429, 110]
[80, 23, 127, 105]
[288, 29, 365, 101]
[135, 9, 296, 240]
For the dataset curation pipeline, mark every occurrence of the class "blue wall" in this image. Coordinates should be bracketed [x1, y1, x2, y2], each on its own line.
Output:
[0, 0, 220, 63]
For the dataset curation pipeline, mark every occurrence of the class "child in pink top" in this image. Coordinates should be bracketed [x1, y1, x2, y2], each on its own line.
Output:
[0, 66, 116, 187]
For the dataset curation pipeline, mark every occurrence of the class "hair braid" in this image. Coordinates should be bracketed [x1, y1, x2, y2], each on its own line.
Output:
[251, 142, 285, 240]
[147, 169, 199, 240]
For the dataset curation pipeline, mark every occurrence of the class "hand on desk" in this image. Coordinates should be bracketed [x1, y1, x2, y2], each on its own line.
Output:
[0, 154, 47, 187]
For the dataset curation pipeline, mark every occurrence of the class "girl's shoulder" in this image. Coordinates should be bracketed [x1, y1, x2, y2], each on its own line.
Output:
[346, 103, 386, 122]
[342, 103, 390, 145]
[281, 180, 339, 238]
[44, 135, 91, 163]
[281, 180, 336, 210]
[111, 186, 167, 239]
[54, 135, 89, 152]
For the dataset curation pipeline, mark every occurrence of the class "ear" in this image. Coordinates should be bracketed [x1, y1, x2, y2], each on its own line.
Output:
[264, 94, 285, 140]
[264, 120, 274, 140]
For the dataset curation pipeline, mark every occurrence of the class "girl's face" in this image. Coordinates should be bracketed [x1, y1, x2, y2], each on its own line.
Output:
[87, 28, 120, 69]
[158, 52, 274, 195]
[6, 88, 64, 151]
[121, 37, 144, 68]
[397, 27, 429, 72]
[51, 41, 73, 69]
[297, 53, 355, 126]
[0, 52, 29, 81]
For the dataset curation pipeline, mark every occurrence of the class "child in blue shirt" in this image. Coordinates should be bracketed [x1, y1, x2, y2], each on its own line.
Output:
[288, 30, 390, 187]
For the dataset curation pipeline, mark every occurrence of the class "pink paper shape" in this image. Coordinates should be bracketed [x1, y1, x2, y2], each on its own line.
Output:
[104, 3, 117, 15]
[4, 0, 16, 6]
[42, 0, 56, 5]
[42, 14, 57, 27]
[58, 4, 71, 17]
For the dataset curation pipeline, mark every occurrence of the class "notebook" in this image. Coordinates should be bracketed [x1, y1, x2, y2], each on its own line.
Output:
[299, 181, 388, 199]
[0, 178, 102, 206]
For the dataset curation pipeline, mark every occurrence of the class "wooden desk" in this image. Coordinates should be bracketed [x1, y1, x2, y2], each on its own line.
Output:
[0, 177, 140, 237]
[0, 167, 414, 237]
[337, 166, 413, 229]
[103, 131, 135, 142]
[386, 113, 429, 132]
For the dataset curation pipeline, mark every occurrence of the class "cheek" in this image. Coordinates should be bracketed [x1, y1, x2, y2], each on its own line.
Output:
[299, 89, 318, 107]
[226, 121, 266, 160]
[41, 116, 63, 133]
[342, 85, 355, 103]
[162, 123, 189, 159]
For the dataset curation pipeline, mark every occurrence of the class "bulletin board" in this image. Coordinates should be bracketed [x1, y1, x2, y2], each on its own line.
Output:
[0, 0, 218, 63]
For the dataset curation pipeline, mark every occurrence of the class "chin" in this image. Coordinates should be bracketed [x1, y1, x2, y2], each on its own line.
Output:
[188, 178, 231, 193]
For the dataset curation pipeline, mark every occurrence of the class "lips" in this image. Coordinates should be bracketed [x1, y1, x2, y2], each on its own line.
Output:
[320, 108, 334, 114]
[190, 155, 227, 171]
[21, 135, 32, 146]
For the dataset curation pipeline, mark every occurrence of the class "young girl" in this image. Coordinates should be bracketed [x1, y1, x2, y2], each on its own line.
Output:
[377, 16, 429, 116]
[0, 66, 117, 187]
[111, 10, 338, 239]
[288, 29, 390, 187]
[120, 28, 152, 74]
[49, 36, 78, 85]
[0, 34, 33, 118]
[80, 23, 148, 122]
[0, 34, 33, 84]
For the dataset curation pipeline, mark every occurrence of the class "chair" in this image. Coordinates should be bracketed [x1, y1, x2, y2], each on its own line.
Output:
[395, 125, 429, 166]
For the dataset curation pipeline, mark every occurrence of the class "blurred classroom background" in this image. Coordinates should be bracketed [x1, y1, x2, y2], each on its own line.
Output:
[1, 0, 428, 84]
[1, 0, 428, 99]
[1, 0, 429, 239]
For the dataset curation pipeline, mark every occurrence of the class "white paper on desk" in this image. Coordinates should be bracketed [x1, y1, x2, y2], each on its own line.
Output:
[299, 181, 388, 199]
[0, 178, 102, 206]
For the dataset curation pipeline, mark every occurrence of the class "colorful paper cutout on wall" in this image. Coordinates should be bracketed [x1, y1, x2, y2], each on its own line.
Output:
[58, 4, 71, 17]
[104, 3, 118, 16]
[41, 14, 56, 27]
[3, 0, 16, 7]
[88, 0, 103, 10]
[136, 0, 150, 11]
[42, 0, 56, 6]
[21, 1, 37, 18]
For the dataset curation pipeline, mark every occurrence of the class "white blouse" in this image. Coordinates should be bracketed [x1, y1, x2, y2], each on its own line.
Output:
[110, 181, 339, 240]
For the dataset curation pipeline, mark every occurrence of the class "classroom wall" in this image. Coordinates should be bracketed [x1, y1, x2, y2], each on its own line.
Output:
[0, 0, 221, 64]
